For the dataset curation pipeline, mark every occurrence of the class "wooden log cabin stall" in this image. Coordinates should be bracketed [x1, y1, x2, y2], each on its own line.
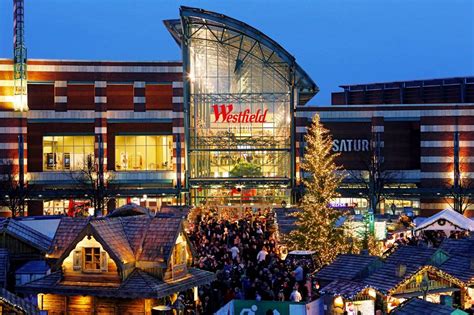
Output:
[16, 210, 215, 314]
[0, 217, 53, 291]
[314, 238, 474, 314]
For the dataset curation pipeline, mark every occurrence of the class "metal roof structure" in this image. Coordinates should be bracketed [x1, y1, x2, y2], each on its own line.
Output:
[163, 6, 318, 104]
[339, 76, 474, 91]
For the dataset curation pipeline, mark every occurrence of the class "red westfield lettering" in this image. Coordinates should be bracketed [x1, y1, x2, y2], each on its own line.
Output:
[212, 104, 268, 123]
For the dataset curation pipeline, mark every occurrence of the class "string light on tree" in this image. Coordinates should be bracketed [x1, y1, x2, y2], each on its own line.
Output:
[286, 114, 360, 266]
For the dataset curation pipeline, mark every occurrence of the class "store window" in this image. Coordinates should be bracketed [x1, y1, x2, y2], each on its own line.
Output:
[115, 135, 173, 171]
[43, 200, 92, 216]
[43, 136, 95, 171]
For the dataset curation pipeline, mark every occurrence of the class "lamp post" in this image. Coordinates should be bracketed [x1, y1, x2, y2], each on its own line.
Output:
[421, 274, 429, 301]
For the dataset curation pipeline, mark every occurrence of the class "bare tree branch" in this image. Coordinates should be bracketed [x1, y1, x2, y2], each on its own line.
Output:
[0, 161, 30, 217]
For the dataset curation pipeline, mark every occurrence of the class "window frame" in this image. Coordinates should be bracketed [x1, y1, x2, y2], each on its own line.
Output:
[82, 247, 102, 273]
[114, 134, 173, 171]
[42, 134, 95, 172]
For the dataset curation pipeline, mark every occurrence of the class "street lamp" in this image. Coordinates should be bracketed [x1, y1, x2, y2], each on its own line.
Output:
[420, 274, 429, 301]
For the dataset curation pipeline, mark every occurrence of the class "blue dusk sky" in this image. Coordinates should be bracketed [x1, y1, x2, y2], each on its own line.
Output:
[0, 0, 472, 104]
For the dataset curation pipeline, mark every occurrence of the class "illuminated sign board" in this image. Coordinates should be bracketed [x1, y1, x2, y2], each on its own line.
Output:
[332, 139, 369, 152]
[212, 104, 268, 123]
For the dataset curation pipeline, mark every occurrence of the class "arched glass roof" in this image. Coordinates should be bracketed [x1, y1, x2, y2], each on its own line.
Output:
[164, 6, 318, 104]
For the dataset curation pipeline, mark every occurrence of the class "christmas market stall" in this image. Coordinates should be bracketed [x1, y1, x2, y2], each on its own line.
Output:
[414, 208, 474, 236]
[317, 239, 474, 313]
[391, 297, 468, 315]
[17, 214, 215, 314]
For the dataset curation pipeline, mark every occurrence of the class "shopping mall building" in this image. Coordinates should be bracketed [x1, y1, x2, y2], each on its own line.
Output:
[1, 6, 473, 216]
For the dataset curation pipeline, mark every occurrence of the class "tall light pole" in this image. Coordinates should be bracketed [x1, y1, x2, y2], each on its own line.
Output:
[13, 0, 28, 112]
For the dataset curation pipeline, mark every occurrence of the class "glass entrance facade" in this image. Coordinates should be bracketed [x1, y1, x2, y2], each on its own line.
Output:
[186, 19, 293, 181]
[166, 7, 317, 205]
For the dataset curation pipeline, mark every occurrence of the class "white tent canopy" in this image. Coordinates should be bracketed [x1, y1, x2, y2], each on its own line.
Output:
[414, 208, 474, 234]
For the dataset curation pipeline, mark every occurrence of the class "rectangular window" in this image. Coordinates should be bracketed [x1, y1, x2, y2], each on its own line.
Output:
[115, 135, 173, 171]
[83, 247, 101, 271]
[43, 136, 95, 171]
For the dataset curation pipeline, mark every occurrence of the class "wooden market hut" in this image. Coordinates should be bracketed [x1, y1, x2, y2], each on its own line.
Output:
[391, 298, 468, 315]
[0, 288, 40, 314]
[318, 240, 474, 313]
[0, 218, 52, 290]
[17, 215, 215, 314]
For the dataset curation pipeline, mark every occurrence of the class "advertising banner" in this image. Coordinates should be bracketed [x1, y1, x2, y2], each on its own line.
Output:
[231, 300, 305, 315]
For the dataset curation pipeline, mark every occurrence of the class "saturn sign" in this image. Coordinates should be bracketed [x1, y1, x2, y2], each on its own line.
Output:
[332, 139, 370, 152]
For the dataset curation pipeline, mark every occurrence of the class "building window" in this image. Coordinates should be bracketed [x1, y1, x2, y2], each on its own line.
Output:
[83, 247, 101, 271]
[115, 135, 173, 171]
[43, 136, 95, 171]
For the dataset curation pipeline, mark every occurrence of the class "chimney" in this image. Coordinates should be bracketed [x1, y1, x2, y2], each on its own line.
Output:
[395, 264, 406, 277]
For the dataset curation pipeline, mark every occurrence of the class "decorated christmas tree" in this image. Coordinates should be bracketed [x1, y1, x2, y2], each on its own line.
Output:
[287, 114, 359, 266]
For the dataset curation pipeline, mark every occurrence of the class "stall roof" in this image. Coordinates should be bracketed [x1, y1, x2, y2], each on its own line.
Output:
[415, 209, 474, 233]
[0, 218, 52, 253]
[18, 268, 215, 299]
[439, 237, 474, 257]
[314, 254, 381, 283]
[392, 298, 467, 315]
[319, 279, 371, 299]
[0, 288, 40, 315]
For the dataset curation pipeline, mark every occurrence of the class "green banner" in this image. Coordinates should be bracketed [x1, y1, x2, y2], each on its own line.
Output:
[233, 300, 299, 315]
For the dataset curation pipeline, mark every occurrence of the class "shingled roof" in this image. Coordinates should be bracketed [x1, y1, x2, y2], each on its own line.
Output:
[0, 218, 52, 253]
[0, 249, 8, 287]
[18, 268, 215, 299]
[0, 288, 40, 315]
[319, 280, 371, 299]
[48, 217, 89, 259]
[314, 254, 381, 283]
[107, 203, 153, 218]
[439, 238, 474, 257]
[49, 216, 185, 267]
[392, 298, 467, 315]
[90, 219, 135, 264]
[363, 246, 439, 293]
[437, 255, 474, 284]
[138, 217, 182, 262]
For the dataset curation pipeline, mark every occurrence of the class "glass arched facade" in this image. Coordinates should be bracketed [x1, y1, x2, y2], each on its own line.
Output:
[166, 7, 317, 205]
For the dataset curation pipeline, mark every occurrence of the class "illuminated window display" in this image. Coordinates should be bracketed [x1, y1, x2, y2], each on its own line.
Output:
[43, 136, 94, 171]
[186, 22, 292, 180]
[114, 135, 173, 171]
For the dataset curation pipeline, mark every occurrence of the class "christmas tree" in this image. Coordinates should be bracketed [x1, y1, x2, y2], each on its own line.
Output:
[287, 114, 359, 266]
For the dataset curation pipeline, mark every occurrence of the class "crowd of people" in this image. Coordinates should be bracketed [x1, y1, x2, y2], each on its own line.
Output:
[186, 206, 317, 314]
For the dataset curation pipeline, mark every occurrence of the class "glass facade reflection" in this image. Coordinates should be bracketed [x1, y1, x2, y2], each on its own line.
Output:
[170, 7, 317, 205]
[186, 18, 293, 181]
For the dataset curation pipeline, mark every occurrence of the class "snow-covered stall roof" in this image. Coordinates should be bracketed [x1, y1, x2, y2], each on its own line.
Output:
[414, 208, 474, 234]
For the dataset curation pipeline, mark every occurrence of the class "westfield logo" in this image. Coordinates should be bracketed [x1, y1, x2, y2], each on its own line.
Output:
[212, 104, 268, 123]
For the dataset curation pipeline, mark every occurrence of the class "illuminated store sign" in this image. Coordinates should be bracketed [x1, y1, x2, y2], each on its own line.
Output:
[332, 139, 369, 152]
[212, 104, 268, 123]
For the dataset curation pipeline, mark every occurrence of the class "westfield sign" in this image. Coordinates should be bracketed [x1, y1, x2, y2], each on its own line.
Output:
[212, 104, 268, 123]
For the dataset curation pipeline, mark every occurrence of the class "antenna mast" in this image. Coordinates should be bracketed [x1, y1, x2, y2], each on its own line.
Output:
[13, 0, 28, 111]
